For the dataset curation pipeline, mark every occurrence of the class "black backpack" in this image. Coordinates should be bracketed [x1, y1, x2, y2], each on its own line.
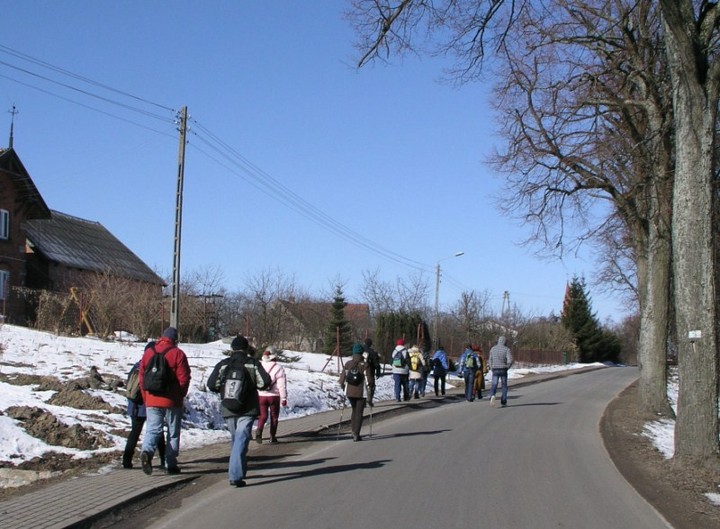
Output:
[221, 358, 251, 412]
[345, 363, 364, 386]
[143, 345, 172, 395]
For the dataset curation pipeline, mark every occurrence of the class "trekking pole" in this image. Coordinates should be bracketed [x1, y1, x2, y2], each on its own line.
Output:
[368, 400, 373, 437]
[337, 384, 347, 440]
[363, 374, 373, 438]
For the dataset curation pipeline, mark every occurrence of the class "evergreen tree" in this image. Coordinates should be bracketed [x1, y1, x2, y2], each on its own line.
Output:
[561, 276, 620, 363]
[375, 310, 427, 353]
[322, 285, 353, 356]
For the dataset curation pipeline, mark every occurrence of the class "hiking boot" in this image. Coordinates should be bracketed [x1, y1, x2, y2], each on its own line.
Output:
[230, 480, 246, 488]
[165, 466, 181, 475]
[270, 436, 279, 444]
[255, 430, 263, 444]
[140, 451, 153, 476]
[122, 462, 133, 469]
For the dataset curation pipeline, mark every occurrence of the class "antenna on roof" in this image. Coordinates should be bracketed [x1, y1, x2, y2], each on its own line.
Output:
[8, 105, 18, 149]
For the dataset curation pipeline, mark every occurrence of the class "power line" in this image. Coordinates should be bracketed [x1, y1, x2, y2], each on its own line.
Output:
[0, 44, 174, 113]
[0, 43, 437, 275]
[190, 119, 432, 272]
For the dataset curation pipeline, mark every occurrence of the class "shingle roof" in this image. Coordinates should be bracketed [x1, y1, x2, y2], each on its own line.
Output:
[24, 210, 164, 285]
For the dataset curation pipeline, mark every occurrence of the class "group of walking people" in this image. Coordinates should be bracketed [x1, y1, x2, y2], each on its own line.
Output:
[122, 329, 512, 488]
[122, 329, 288, 489]
[384, 336, 513, 404]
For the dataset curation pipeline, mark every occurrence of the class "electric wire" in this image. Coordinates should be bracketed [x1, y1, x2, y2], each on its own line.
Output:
[0, 44, 174, 113]
[0, 72, 175, 138]
[189, 120, 432, 272]
[0, 43, 441, 276]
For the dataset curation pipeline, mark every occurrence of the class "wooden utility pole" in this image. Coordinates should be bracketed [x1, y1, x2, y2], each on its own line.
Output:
[170, 106, 187, 330]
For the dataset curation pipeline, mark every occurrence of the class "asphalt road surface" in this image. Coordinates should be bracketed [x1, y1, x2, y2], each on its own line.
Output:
[141, 367, 672, 529]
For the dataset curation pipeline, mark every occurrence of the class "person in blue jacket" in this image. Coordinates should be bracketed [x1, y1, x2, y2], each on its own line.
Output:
[458, 343, 479, 402]
[431, 345, 449, 396]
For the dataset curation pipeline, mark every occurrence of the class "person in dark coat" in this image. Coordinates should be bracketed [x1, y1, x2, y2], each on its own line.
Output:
[339, 343, 375, 441]
[122, 358, 166, 469]
[207, 335, 271, 487]
[139, 327, 191, 475]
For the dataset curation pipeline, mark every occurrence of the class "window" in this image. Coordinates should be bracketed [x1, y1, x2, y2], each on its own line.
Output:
[0, 270, 8, 300]
[0, 209, 8, 240]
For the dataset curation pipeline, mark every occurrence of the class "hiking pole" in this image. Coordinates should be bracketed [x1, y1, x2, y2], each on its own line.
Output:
[368, 400, 373, 437]
[363, 375, 373, 438]
[337, 385, 347, 440]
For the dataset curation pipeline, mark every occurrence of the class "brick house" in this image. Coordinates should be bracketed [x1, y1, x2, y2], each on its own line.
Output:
[0, 147, 163, 324]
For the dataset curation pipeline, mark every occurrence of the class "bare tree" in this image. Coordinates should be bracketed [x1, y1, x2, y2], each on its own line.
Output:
[360, 268, 431, 314]
[349, 0, 675, 419]
[360, 268, 397, 314]
[243, 267, 302, 347]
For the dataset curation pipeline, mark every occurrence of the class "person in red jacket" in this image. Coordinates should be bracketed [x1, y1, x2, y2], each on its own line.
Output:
[138, 327, 191, 475]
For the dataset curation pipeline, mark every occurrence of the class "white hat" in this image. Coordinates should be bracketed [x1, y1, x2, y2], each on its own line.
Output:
[262, 345, 278, 361]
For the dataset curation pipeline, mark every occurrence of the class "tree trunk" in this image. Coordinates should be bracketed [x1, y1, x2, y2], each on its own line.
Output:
[636, 226, 673, 416]
[661, 0, 720, 462]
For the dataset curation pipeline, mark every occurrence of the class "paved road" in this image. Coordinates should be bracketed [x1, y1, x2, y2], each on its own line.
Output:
[139, 367, 671, 529]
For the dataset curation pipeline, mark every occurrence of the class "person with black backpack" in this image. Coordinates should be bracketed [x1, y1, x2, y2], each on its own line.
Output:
[362, 338, 382, 406]
[122, 352, 166, 470]
[138, 327, 191, 476]
[207, 335, 271, 488]
[338, 343, 375, 441]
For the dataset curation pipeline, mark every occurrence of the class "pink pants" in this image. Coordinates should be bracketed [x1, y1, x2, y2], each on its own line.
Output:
[257, 395, 281, 436]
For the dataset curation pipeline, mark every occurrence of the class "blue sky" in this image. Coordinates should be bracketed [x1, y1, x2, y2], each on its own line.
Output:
[0, 2, 626, 322]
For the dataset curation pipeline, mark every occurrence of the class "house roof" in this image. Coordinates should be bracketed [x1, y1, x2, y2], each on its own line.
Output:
[24, 210, 164, 285]
[0, 148, 51, 219]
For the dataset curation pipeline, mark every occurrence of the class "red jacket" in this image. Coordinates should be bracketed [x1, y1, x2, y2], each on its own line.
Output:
[139, 337, 191, 408]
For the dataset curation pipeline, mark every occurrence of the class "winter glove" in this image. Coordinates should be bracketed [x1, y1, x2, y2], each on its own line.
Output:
[281, 399, 287, 407]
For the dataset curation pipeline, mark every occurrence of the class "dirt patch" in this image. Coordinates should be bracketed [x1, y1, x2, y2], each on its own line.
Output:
[602, 381, 720, 529]
[5, 405, 115, 451]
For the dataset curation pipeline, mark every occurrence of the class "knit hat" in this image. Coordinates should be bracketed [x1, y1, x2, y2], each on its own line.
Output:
[162, 327, 178, 342]
[364, 338, 373, 347]
[231, 335, 249, 351]
[263, 345, 278, 360]
[396, 338, 405, 346]
[352, 343, 364, 355]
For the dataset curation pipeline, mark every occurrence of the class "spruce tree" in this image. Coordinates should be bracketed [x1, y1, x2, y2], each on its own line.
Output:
[561, 276, 620, 363]
[322, 285, 353, 356]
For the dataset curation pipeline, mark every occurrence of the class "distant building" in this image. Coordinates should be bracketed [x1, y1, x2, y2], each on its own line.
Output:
[275, 299, 371, 352]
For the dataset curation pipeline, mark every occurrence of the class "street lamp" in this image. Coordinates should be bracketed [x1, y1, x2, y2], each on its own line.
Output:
[433, 251, 464, 351]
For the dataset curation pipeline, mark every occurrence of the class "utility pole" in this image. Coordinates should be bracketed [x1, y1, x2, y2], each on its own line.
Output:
[501, 290, 510, 320]
[170, 106, 187, 330]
